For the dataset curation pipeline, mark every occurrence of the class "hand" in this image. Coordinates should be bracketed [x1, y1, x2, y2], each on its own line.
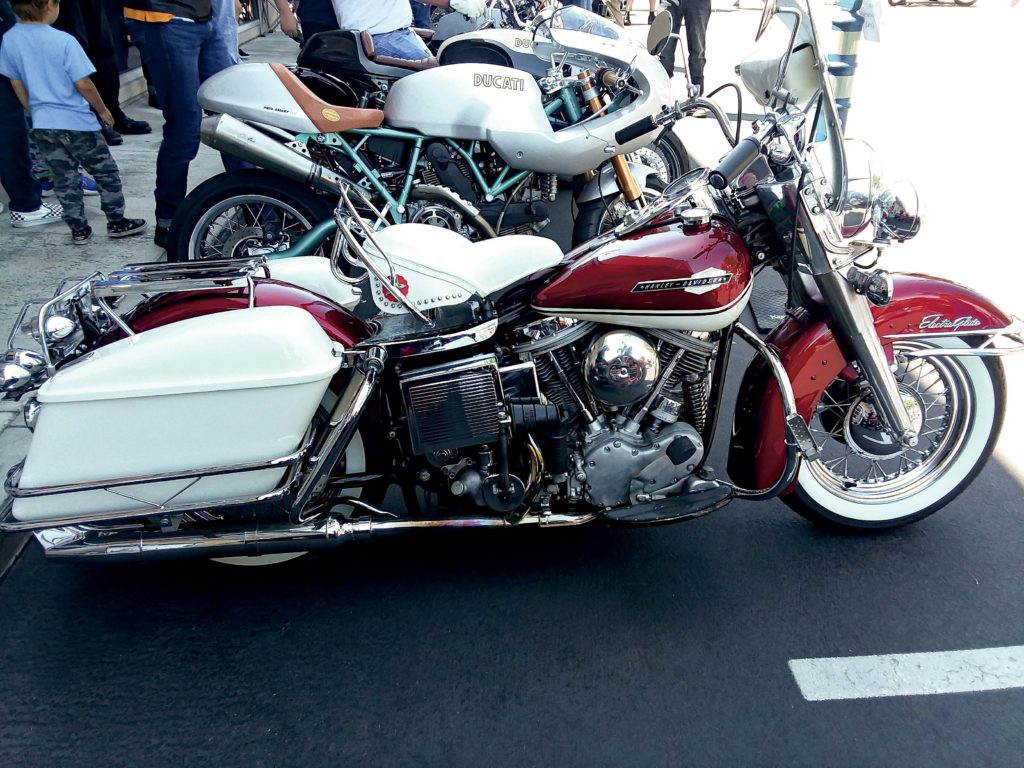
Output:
[450, 0, 487, 19]
[281, 11, 300, 40]
[98, 109, 115, 129]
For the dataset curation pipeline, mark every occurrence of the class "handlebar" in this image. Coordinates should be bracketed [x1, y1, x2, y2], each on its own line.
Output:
[614, 116, 658, 145]
[708, 135, 762, 190]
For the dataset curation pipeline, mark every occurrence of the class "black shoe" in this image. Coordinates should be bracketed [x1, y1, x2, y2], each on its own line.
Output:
[624, 12, 631, 25]
[147, 89, 161, 109]
[238, 48, 251, 59]
[647, 11, 655, 23]
[102, 126, 123, 146]
[71, 225, 93, 245]
[154, 225, 170, 250]
[108, 217, 148, 238]
[114, 117, 151, 135]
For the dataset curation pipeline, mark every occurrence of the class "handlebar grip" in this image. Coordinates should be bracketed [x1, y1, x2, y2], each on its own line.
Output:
[615, 116, 657, 145]
[708, 136, 762, 190]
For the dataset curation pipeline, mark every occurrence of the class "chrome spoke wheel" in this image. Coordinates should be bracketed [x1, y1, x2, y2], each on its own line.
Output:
[188, 194, 320, 261]
[789, 337, 1004, 528]
[806, 343, 967, 504]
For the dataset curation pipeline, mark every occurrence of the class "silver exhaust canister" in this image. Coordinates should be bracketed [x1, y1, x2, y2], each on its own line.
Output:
[200, 113, 348, 196]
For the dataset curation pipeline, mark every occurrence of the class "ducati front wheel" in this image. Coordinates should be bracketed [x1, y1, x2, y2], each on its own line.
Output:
[572, 178, 666, 247]
[786, 338, 1005, 530]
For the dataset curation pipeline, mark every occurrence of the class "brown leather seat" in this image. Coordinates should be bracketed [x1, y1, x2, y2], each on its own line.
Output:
[359, 30, 439, 72]
[269, 62, 384, 134]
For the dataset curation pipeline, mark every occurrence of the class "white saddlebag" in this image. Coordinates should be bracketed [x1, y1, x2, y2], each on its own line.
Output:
[13, 306, 341, 522]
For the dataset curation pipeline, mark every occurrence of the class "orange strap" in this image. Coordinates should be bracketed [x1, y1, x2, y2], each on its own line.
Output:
[124, 9, 175, 22]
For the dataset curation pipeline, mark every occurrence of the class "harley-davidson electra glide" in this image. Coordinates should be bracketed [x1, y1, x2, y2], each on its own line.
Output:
[2, 0, 1022, 564]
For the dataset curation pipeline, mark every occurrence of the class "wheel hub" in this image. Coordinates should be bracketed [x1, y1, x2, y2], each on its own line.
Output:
[843, 385, 924, 460]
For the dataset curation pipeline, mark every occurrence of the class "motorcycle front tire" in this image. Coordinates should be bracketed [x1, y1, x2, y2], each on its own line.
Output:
[785, 338, 1005, 530]
[571, 178, 666, 248]
[166, 169, 334, 263]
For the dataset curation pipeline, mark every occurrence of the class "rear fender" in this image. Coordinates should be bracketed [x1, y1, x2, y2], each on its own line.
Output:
[728, 273, 1015, 492]
[122, 278, 373, 347]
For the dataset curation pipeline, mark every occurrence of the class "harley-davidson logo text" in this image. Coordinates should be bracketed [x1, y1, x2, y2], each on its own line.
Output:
[632, 274, 732, 294]
[473, 73, 525, 91]
[918, 315, 982, 332]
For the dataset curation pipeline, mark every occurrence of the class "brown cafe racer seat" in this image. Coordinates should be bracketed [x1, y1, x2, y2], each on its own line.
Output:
[268, 62, 385, 134]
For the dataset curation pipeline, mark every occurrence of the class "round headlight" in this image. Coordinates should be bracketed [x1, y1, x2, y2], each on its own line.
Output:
[872, 181, 922, 242]
[44, 314, 76, 342]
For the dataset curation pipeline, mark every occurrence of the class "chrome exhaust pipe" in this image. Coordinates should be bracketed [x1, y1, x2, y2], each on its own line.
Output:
[200, 113, 347, 196]
[38, 512, 595, 563]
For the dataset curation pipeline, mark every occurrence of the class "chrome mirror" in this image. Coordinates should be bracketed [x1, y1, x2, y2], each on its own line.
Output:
[872, 181, 921, 242]
[647, 10, 673, 55]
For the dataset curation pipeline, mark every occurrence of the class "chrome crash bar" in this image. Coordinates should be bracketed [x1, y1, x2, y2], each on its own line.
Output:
[0, 428, 314, 533]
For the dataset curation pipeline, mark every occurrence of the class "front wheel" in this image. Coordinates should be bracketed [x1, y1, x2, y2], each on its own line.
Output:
[572, 178, 666, 248]
[786, 338, 1005, 530]
[166, 169, 334, 263]
[628, 128, 691, 186]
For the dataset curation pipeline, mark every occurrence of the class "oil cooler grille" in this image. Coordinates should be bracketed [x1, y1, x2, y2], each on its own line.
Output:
[401, 359, 503, 455]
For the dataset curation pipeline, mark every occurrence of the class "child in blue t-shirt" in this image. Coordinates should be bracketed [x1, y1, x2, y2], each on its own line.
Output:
[0, 0, 145, 243]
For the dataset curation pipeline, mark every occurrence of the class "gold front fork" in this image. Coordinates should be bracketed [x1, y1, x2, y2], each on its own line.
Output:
[579, 71, 642, 204]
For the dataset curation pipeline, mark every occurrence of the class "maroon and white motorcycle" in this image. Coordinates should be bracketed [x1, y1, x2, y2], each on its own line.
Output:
[1, 0, 1020, 565]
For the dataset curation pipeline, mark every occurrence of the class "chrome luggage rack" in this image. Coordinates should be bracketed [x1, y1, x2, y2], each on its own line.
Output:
[0, 426, 314, 533]
[6, 258, 271, 377]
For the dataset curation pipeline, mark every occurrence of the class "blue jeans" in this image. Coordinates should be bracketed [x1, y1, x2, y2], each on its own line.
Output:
[409, 1, 433, 29]
[372, 28, 432, 61]
[126, 18, 245, 225]
[0, 76, 41, 213]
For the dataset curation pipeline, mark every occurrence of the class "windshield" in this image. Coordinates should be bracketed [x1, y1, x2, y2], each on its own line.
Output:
[532, 5, 624, 44]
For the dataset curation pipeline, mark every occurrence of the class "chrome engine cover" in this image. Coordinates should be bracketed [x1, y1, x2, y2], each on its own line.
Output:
[585, 330, 660, 407]
[581, 420, 704, 508]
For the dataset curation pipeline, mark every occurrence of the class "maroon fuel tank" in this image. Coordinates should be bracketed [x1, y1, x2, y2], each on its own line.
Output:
[532, 218, 753, 332]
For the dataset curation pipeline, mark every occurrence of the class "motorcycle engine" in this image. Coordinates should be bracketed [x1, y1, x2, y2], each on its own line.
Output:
[512, 319, 717, 508]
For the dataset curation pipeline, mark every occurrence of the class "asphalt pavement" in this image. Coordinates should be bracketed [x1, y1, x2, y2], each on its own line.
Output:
[1, 4, 1023, 767]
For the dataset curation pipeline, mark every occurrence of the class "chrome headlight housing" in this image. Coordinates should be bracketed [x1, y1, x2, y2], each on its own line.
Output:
[872, 180, 922, 242]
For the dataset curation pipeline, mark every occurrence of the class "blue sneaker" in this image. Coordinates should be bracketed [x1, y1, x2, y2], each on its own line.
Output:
[39, 175, 99, 197]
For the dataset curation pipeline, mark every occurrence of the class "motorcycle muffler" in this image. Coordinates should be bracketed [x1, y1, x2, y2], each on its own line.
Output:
[37, 512, 594, 563]
[200, 113, 348, 196]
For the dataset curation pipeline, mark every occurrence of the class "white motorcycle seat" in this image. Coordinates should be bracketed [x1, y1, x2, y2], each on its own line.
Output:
[362, 223, 563, 298]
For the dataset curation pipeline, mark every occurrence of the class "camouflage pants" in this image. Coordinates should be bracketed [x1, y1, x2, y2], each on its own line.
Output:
[30, 129, 125, 231]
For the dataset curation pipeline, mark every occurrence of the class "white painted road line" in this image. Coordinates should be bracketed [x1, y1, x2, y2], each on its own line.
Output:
[789, 646, 1024, 701]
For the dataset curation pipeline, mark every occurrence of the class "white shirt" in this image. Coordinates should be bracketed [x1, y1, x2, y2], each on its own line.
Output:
[331, 0, 413, 35]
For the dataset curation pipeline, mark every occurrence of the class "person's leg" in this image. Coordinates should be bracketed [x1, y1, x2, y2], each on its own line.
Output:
[126, 19, 204, 226]
[32, 130, 87, 232]
[198, 19, 248, 173]
[72, 131, 125, 222]
[0, 77, 43, 214]
[409, 1, 432, 29]
[371, 29, 432, 62]
[658, 0, 685, 78]
[682, 0, 711, 94]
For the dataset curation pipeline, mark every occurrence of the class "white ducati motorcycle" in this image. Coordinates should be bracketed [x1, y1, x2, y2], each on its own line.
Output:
[166, 5, 732, 261]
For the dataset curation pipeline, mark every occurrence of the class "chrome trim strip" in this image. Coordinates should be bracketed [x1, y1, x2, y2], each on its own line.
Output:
[364, 318, 499, 357]
[884, 319, 1024, 358]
